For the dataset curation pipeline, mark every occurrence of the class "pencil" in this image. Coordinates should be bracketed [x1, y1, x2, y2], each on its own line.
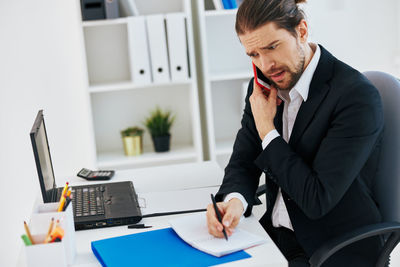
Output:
[44, 217, 54, 243]
[60, 182, 69, 201]
[57, 194, 67, 212]
[24, 221, 34, 245]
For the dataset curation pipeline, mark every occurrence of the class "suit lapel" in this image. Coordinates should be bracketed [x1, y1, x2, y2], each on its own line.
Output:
[289, 45, 335, 148]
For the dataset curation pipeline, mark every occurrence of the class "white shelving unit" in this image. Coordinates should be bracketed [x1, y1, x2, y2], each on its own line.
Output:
[80, 0, 203, 169]
[193, 1, 252, 168]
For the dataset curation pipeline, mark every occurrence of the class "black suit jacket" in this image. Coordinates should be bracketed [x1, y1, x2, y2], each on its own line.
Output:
[216, 45, 384, 259]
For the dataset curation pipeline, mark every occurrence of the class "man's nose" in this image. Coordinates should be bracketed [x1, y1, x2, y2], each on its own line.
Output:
[259, 56, 275, 75]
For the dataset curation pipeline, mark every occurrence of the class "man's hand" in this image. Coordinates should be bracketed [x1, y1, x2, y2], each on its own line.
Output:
[206, 198, 244, 238]
[250, 82, 282, 140]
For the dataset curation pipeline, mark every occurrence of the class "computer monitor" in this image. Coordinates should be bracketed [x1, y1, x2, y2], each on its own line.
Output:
[30, 110, 57, 203]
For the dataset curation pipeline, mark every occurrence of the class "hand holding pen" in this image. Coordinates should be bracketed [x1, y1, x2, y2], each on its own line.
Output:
[210, 194, 228, 240]
[206, 194, 244, 240]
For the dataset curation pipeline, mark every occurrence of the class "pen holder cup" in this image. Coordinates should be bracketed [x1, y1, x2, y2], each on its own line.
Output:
[24, 233, 67, 267]
[26, 202, 76, 266]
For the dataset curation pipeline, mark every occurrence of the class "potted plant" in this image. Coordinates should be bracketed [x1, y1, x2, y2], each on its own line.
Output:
[144, 107, 175, 152]
[120, 126, 144, 156]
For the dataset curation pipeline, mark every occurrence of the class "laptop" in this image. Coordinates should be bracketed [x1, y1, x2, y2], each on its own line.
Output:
[30, 110, 142, 230]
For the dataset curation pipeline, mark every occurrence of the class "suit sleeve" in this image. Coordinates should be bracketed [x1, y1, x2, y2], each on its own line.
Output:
[216, 79, 263, 216]
[254, 80, 384, 219]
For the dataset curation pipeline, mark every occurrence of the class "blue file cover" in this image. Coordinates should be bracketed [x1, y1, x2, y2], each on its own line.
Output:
[91, 228, 251, 267]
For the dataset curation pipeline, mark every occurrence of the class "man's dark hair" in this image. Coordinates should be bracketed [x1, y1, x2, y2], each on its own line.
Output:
[235, 0, 307, 36]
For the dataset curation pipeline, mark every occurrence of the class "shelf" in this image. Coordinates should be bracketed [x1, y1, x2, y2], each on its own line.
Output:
[82, 18, 128, 27]
[97, 144, 198, 168]
[204, 9, 237, 17]
[210, 70, 252, 81]
[89, 79, 192, 93]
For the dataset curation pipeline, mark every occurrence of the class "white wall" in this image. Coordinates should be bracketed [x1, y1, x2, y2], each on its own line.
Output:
[303, 0, 400, 77]
[0, 0, 96, 266]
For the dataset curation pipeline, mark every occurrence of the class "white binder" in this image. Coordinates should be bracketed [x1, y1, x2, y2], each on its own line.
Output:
[165, 13, 189, 81]
[127, 16, 152, 85]
[146, 14, 170, 83]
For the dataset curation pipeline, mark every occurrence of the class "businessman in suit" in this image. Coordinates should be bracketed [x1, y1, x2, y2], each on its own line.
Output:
[206, 0, 384, 266]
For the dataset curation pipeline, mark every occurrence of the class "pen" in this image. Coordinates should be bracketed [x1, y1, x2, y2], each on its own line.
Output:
[127, 224, 152, 229]
[211, 194, 228, 241]
[23, 221, 34, 244]
[63, 196, 72, 211]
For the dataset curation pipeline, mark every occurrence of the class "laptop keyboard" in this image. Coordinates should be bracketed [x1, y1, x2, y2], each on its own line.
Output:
[71, 186, 105, 217]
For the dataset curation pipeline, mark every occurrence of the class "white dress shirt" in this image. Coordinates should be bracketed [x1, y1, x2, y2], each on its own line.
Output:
[225, 44, 321, 231]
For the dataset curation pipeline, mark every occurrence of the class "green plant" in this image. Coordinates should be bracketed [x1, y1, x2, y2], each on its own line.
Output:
[144, 107, 175, 137]
[120, 126, 144, 137]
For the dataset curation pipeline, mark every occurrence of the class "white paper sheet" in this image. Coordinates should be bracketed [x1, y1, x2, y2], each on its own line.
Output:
[169, 212, 266, 257]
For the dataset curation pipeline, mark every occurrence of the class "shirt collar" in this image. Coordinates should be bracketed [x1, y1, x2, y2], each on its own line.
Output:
[278, 43, 321, 102]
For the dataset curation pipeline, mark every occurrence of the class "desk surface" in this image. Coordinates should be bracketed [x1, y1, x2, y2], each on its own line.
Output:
[18, 161, 287, 267]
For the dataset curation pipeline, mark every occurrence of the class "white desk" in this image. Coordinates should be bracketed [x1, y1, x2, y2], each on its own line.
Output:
[18, 162, 287, 267]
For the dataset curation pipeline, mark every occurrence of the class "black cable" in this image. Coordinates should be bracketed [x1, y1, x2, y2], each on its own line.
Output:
[142, 208, 206, 218]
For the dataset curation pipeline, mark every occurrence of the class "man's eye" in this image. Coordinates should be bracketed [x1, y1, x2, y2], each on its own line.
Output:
[268, 44, 278, 50]
[249, 53, 258, 58]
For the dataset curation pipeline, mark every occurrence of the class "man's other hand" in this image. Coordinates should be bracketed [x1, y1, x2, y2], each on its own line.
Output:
[206, 198, 244, 238]
[250, 82, 281, 140]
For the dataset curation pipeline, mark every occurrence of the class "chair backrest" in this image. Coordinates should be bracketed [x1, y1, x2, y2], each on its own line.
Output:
[363, 71, 400, 223]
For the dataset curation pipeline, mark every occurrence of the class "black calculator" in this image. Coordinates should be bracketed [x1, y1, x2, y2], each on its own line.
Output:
[77, 168, 115, 181]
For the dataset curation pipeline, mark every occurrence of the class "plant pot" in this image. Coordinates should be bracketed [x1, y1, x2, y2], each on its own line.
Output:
[122, 136, 143, 156]
[152, 135, 170, 152]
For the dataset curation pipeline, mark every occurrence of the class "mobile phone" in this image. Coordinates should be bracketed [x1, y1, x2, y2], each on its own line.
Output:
[77, 168, 115, 181]
[252, 62, 272, 92]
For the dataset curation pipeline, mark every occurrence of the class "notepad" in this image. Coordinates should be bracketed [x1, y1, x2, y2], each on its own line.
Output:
[91, 228, 251, 267]
[169, 212, 267, 257]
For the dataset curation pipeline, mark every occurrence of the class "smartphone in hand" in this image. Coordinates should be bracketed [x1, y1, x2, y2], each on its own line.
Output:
[252, 62, 272, 93]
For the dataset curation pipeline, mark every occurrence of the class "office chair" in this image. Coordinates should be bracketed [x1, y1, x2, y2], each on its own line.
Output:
[255, 71, 400, 266]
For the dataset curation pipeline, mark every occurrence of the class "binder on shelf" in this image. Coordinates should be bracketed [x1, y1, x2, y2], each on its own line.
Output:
[119, 0, 139, 17]
[104, 0, 119, 19]
[165, 13, 189, 81]
[81, 0, 105, 21]
[127, 16, 152, 85]
[146, 14, 170, 83]
[230, 0, 238, 8]
[206, 0, 222, 10]
[221, 0, 237, 9]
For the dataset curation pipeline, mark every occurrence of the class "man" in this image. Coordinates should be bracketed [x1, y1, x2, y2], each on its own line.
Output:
[206, 0, 384, 266]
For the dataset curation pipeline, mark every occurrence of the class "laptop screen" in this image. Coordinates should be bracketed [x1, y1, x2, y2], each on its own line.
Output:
[30, 110, 57, 202]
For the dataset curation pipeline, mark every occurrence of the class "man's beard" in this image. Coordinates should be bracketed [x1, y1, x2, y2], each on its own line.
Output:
[270, 45, 305, 91]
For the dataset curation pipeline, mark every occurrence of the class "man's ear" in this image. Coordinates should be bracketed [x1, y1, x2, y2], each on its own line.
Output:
[297, 19, 308, 43]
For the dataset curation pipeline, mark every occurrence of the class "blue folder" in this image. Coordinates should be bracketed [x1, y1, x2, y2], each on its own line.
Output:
[91, 228, 251, 267]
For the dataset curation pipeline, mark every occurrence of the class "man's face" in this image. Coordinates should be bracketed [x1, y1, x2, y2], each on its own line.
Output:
[239, 22, 307, 91]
